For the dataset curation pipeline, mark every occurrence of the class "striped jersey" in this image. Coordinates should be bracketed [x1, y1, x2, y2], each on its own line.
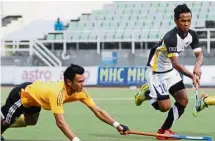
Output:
[147, 27, 202, 72]
[20, 81, 95, 114]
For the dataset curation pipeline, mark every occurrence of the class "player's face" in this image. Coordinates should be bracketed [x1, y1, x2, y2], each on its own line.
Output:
[175, 12, 191, 33]
[71, 74, 85, 92]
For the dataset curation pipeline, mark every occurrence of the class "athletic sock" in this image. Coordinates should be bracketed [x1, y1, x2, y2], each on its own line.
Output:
[145, 90, 152, 100]
[161, 102, 185, 130]
[1, 120, 10, 134]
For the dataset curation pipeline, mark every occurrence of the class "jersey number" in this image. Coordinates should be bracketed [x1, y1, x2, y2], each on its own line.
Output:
[158, 84, 167, 94]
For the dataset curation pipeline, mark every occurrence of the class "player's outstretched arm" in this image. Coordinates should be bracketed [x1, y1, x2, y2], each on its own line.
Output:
[88, 104, 129, 135]
[170, 56, 200, 88]
[54, 113, 80, 141]
[193, 51, 203, 78]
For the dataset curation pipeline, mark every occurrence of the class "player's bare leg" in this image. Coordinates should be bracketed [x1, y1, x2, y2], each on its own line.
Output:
[157, 89, 187, 140]
[24, 112, 40, 126]
[11, 112, 40, 127]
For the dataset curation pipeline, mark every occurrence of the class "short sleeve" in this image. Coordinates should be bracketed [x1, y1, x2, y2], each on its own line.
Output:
[49, 90, 64, 114]
[190, 30, 201, 52]
[79, 90, 96, 107]
[164, 35, 178, 58]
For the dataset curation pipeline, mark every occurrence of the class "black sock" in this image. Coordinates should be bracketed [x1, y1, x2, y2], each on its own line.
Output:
[1, 123, 10, 134]
[152, 101, 159, 110]
[1, 118, 10, 134]
[145, 90, 152, 100]
[161, 102, 185, 130]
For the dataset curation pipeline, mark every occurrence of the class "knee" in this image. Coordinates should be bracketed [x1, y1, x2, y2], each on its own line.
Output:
[159, 105, 171, 112]
[152, 103, 171, 112]
[26, 120, 37, 126]
[177, 98, 189, 107]
[156, 100, 171, 112]
[24, 113, 40, 126]
[25, 117, 38, 126]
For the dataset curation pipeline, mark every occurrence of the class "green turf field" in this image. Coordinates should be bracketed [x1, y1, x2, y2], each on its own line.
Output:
[1, 87, 215, 141]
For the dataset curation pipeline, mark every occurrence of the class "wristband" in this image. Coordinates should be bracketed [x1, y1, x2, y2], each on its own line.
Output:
[113, 121, 120, 128]
[72, 137, 80, 141]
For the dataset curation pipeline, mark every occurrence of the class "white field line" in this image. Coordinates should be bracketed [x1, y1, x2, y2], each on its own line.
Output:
[0, 96, 195, 103]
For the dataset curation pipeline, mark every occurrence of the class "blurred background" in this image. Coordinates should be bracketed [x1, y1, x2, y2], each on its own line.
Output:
[1, 1, 215, 86]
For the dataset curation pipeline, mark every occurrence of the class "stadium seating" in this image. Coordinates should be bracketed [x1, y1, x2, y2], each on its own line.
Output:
[2, 1, 215, 66]
[46, 1, 214, 41]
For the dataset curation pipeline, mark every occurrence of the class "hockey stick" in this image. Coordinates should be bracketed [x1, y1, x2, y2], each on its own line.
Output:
[128, 130, 213, 141]
[193, 83, 200, 117]
[195, 86, 199, 106]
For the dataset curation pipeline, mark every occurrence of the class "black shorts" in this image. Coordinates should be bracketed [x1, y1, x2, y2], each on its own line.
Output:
[1, 82, 41, 125]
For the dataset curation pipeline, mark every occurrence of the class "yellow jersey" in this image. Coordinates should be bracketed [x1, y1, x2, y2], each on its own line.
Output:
[20, 81, 95, 114]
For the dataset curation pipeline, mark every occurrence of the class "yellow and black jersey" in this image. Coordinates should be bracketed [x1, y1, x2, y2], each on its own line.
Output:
[147, 27, 202, 73]
[20, 81, 95, 114]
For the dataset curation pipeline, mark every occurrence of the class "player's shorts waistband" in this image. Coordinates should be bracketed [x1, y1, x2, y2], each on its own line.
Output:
[153, 68, 173, 74]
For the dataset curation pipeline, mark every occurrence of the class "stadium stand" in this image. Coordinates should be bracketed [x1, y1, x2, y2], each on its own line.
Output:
[1, 1, 215, 66]
[40, 1, 215, 42]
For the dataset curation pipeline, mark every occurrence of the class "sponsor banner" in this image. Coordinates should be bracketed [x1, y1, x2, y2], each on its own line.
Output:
[2, 65, 215, 86]
[183, 65, 215, 86]
[1, 66, 98, 85]
[98, 67, 147, 86]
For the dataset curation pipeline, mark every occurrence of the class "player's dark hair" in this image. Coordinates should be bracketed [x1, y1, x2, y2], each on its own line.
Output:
[63, 64, 85, 82]
[174, 4, 191, 19]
